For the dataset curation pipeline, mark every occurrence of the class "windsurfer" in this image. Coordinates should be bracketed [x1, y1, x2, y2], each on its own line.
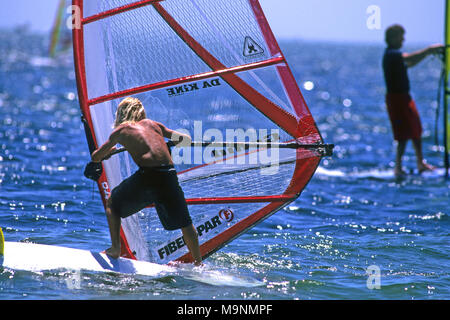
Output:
[90, 97, 202, 265]
[382, 24, 444, 176]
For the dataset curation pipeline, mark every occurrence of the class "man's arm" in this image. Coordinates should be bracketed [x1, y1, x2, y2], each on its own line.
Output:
[157, 122, 192, 146]
[91, 131, 119, 162]
[403, 44, 444, 68]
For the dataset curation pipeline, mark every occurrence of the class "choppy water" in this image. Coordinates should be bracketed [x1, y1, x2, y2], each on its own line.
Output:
[0, 29, 449, 300]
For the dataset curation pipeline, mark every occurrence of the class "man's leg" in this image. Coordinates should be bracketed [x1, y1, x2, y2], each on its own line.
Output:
[412, 138, 434, 172]
[181, 224, 202, 266]
[395, 140, 407, 176]
[105, 198, 121, 259]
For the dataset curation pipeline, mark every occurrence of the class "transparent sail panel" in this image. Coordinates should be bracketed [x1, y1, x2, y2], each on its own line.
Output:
[137, 202, 275, 264]
[83, 5, 211, 99]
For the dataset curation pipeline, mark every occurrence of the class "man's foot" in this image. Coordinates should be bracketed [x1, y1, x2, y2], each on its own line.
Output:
[193, 260, 204, 267]
[418, 162, 435, 173]
[104, 246, 120, 259]
[394, 167, 407, 177]
[168, 260, 204, 268]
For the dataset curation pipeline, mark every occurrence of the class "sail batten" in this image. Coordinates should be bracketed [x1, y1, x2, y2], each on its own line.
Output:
[82, 0, 163, 25]
[87, 56, 285, 106]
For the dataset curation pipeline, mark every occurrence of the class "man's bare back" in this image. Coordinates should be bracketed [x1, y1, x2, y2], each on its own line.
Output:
[113, 119, 173, 168]
[92, 119, 189, 166]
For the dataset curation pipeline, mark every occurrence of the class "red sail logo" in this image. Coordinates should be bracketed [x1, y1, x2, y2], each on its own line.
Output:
[219, 209, 234, 222]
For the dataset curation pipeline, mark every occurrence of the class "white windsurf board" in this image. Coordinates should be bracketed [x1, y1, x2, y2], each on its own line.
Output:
[0, 241, 174, 277]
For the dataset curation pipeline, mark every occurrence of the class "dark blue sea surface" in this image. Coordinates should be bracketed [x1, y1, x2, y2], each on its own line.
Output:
[0, 28, 449, 300]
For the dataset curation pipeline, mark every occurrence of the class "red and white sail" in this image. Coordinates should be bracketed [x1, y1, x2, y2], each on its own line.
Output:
[73, 0, 328, 264]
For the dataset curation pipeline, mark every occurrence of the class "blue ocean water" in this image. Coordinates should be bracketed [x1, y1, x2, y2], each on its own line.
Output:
[0, 28, 449, 300]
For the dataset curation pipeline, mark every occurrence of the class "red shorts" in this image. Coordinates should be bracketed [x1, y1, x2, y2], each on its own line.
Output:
[385, 93, 422, 141]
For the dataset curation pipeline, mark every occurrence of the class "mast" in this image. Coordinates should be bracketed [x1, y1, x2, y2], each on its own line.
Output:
[444, 0, 449, 177]
[49, 0, 66, 57]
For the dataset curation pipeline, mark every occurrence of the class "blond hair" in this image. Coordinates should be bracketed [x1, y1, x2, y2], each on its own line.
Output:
[114, 97, 147, 128]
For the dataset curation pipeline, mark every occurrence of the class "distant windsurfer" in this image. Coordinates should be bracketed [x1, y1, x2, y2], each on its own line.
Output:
[90, 97, 202, 265]
[382, 24, 444, 176]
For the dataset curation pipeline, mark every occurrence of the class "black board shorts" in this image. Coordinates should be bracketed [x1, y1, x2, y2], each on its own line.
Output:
[109, 165, 192, 231]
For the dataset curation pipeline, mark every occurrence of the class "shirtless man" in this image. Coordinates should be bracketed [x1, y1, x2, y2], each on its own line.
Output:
[382, 24, 443, 176]
[90, 97, 202, 265]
